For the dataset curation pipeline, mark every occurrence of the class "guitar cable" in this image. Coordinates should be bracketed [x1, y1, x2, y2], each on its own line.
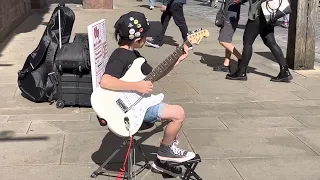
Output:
[116, 136, 133, 180]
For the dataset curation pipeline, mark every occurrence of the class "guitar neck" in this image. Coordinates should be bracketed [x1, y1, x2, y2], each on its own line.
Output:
[144, 40, 192, 82]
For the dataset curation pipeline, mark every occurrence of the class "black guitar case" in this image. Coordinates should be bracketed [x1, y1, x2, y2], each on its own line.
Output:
[17, 3, 75, 103]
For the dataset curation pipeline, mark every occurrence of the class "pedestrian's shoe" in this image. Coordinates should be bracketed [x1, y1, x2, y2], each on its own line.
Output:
[226, 66, 247, 81]
[146, 40, 161, 48]
[270, 65, 293, 82]
[149, 6, 154, 10]
[151, 159, 183, 178]
[157, 142, 195, 163]
[213, 64, 230, 72]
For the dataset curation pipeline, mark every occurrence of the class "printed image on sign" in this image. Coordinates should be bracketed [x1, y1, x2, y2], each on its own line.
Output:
[87, 19, 109, 90]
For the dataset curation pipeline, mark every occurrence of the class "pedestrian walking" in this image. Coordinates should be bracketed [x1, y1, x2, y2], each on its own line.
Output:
[145, 0, 192, 49]
[213, 0, 242, 72]
[226, 0, 292, 82]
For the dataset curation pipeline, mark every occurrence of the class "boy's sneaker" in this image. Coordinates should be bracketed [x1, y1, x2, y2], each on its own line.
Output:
[150, 6, 154, 10]
[146, 40, 161, 48]
[151, 159, 183, 178]
[157, 142, 196, 163]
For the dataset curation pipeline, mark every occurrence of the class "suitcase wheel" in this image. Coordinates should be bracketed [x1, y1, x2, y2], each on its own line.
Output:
[56, 100, 65, 109]
[58, 64, 62, 72]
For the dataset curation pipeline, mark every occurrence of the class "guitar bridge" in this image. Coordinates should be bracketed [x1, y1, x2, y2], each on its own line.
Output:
[116, 98, 128, 112]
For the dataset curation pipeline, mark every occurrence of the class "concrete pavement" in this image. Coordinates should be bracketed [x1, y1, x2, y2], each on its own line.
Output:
[1, 1, 320, 180]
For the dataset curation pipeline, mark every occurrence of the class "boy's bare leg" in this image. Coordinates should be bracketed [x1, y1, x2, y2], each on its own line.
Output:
[155, 104, 195, 162]
[161, 105, 184, 145]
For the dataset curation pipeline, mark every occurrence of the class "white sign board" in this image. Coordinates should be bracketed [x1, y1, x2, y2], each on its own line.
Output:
[87, 19, 109, 90]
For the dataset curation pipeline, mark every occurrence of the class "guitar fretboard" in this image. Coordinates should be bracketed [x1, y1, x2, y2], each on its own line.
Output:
[144, 40, 192, 82]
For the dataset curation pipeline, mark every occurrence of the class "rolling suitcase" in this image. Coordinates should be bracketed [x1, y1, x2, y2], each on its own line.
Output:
[55, 33, 90, 74]
[56, 73, 93, 108]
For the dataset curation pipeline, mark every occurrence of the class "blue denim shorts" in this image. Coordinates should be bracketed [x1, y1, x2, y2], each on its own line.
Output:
[143, 103, 166, 123]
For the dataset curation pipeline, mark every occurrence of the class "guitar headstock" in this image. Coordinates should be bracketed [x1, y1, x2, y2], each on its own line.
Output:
[187, 28, 210, 45]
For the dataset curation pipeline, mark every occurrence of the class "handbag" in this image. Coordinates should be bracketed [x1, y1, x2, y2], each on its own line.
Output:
[215, 1, 225, 27]
[261, 0, 292, 23]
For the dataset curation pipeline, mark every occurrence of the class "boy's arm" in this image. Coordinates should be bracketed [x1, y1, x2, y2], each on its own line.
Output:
[100, 58, 138, 91]
[100, 74, 138, 91]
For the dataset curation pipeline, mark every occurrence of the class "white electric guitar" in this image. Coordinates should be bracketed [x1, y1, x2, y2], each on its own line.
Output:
[91, 29, 210, 137]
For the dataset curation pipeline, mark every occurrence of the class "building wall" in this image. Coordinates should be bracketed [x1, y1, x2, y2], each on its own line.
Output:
[0, 0, 31, 42]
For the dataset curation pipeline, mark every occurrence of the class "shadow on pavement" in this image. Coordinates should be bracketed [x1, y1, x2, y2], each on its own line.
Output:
[0, 7, 49, 66]
[163, 35, 179, 47]
[255, 51, 279, 64]
[91, 122, 168, 173]
[138, 5, 161, 9]
[0, 130, 49, 142]
[194, 51, 275, 78]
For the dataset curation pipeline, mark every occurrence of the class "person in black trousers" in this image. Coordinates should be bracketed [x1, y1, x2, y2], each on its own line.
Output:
[226, 0, 292, 82]
[146, 0, 191, 49]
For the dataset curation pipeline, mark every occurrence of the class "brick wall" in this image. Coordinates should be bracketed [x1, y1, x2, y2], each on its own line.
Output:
[0, 0, 31, 42]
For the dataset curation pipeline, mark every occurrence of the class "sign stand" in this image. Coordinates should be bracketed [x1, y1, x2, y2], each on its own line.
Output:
[87, 19, 109, 90]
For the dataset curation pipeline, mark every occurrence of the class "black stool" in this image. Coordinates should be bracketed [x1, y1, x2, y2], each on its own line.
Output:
[91, 116, 151, 180]
[168, 154, 202, 180]
[93, 116, 202, 180]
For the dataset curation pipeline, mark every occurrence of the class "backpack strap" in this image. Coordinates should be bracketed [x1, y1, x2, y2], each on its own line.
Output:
[44, 41, 59, 103]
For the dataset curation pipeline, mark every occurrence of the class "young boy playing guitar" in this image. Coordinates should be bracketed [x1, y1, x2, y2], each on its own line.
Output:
[99, 11, 195, 176]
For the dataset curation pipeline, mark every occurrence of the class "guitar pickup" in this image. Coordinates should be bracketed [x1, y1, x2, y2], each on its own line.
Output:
[116, 98, 128, 112]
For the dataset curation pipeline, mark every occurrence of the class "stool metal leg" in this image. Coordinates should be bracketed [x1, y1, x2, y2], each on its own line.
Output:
[91, 139, 129, 178]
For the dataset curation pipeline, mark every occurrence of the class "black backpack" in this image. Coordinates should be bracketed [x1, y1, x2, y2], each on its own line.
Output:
[17, 3, 75, 103]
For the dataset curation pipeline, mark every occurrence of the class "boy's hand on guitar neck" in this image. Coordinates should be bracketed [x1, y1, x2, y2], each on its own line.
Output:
[134, 81, 153, 94]
[161, 5, 167, 12]
[175, 44, 189, 66]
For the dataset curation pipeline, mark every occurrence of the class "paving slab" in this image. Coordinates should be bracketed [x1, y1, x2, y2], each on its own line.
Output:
[187, 93, 248, 103]
[0, 164, 109, 180]
[288, 128, 320, 155]
[0, 115, 9, 123]
[183, 117, 228, 129]
[0, 84, 17, 100]
[183, 128, 317, 159]
[27, 121, 107, 134]
[219, 117, 305, 129]
[258, 99, 320, 108]
[236, 107, 313, 117]
[241, 91, 302, 102]
[188, 79, 254, 94]
[293, 116, 320, 128]
[293, 88, 320, 100]
[239, 79, 308, 92]
[158, 81, 198, 94]
[139, 159, 242, 180]
[0, 106, 81, 115]
[303, 106, 320, 115]
[0, 134, 64, 166]
[292, 77, 320, 90]
[231, 157, 320, 180]
[0, 121, 31, 134]
[9, 113, 91, 122]
[162, 93, 194, 104]
[180, 103, 241, 118]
